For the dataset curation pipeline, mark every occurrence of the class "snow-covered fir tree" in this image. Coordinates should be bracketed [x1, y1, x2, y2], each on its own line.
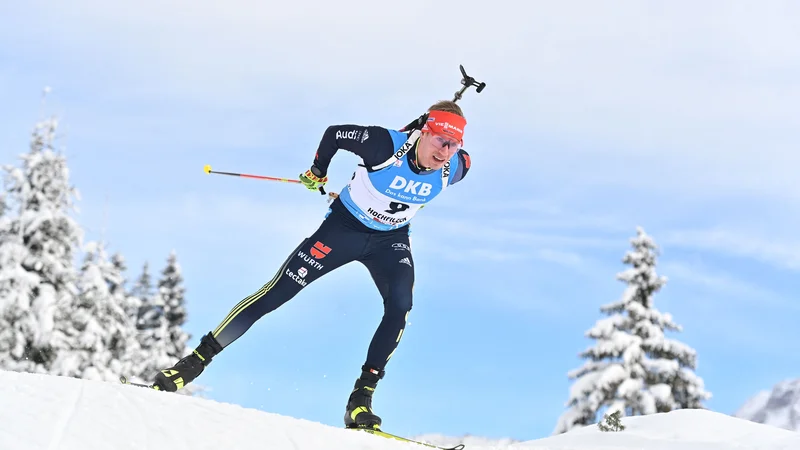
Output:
[0, 191, 38, 372]
[0, 96, 198, 387]
[156, 250, 191, 362]
[0, 96, 199, 390]
[0, 115, 82, 374]
[128, 260, 172, 383]
[130, 261, 154, 328]
[553, 226, 711, 434]
[52, 241, 142, 381]
[111, 252, 142, 322]
[127, 253, 198, 394]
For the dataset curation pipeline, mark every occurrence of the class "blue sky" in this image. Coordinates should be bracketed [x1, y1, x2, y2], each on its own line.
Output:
[2, 0, 800, 442]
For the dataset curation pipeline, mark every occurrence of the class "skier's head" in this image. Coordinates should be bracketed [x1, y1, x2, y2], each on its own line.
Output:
[417, 100, 466, 170]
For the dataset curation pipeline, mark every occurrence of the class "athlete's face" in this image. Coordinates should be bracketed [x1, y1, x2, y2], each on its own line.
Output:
[417, 132, 460, 170]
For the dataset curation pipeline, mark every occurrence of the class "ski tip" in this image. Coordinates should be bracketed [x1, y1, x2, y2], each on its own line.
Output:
[203, 164, 212, 174]
[119, 375, 157, 390]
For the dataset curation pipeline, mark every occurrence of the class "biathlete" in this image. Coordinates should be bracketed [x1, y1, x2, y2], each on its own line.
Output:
[151, 100, 472, 430]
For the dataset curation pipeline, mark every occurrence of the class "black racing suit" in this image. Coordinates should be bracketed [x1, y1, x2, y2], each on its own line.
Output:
[209, 124, 471, 373]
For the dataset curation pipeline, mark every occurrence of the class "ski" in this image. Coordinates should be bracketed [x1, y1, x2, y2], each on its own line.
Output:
[350, 427, 465, 450]
[119, 375, 462, 449]
[119, 375, 156, 389]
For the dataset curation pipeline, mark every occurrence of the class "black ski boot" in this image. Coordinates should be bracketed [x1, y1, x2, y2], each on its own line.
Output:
[344, 365, 384, 429]
[153, 332, 223, 392]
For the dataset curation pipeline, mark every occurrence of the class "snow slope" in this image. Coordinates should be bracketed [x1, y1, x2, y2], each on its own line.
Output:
[0, 369, 798, 450]
[735, 378, 800, 432]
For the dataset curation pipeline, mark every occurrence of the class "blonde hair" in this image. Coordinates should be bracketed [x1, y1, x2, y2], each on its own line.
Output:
[428, 100, 464, 117]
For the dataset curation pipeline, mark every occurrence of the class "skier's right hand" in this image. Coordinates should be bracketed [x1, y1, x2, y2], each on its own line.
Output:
[299, 165, 327, 192]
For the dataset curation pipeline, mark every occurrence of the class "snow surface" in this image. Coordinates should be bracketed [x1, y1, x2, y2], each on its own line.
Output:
[1, 370, 798, 450]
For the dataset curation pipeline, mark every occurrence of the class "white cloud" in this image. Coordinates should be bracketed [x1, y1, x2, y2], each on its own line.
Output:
[535, 249, 584, 270]
[4, 0, 800, 273]
[73, 188, 330, 260]
[662, 228, 800, 271]
[661, 260, 797, 311]
[422, 243, 585, 272]
[419, 215, 623, 252]
[158, 192, 323, 236]
[461, 198, 634, 234]
[5, 0, 799, 182]
[436, 247, 525, 263]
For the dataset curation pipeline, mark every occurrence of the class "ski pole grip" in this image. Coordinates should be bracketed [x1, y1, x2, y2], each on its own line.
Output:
[319, 186, 326, 195]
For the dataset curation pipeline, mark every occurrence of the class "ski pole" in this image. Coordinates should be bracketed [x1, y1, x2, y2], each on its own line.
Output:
[203, 164, 326, 195]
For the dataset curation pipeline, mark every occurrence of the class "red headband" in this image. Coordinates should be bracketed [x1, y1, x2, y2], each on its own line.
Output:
[422, 110, 466, 141]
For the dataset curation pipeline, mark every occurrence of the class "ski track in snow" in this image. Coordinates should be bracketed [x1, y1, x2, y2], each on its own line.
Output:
[285, 428, 302, 450]
[46, 382, 83, 450]
[2, 369, 800, 450]
[117, 384, 151, 450]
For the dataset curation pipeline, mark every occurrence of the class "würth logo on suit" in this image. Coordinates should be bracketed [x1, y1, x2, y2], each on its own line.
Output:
[310, 241, 331, 259]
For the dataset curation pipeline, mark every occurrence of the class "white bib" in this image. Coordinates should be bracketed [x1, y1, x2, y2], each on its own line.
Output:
[337, 130, 453, 231]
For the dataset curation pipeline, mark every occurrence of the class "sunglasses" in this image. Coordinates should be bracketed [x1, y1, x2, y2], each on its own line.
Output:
[430, 134, 462, 151]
